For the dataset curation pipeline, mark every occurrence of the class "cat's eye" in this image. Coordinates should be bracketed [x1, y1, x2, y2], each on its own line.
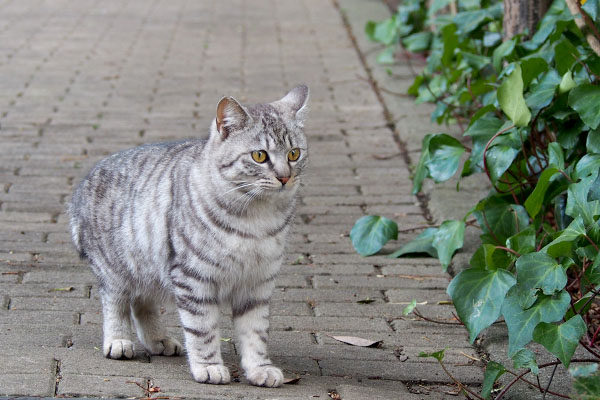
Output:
[251, 150, 268, 163]
[287, 148, 301, 161]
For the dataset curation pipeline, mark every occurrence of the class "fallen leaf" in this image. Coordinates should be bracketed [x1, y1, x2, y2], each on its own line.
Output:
[324, 333, 383, 348]
[1, 271, 23, 275]
[356, 298, 376, 304]
[437, 300, 453, 305]
[283, 376, 301, 384]
[48, 287, 74, 292]
[220, 337, 232, 342]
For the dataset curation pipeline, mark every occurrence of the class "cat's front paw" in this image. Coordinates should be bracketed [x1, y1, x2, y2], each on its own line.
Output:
[146, 337, 183, 356]
[191, 364, 230, 385]
[104, 339, 135, 359]
[247, 365, 284, 387]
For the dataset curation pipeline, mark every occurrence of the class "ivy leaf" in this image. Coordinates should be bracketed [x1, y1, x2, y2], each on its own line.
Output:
[473, 197, 530, 244]
[533, 315, 587, 368]
[350, 216, 398, 256]
[565, 291, 596, 320]
[498, 64, 531, 127]
[520, 57, 548, 88]
[376, 48, 395, 64]
[501, 290, 571, 356]
[587, 128, 600, 154]
[512, 348, 539, 375]
[524, 167, 559, 218]
[448, 268, 516, 343]
[516, 252, 568, 295]
[542, 216, 586, 256]
[525, 69, 561, 111]
[571, 365, 600, 400]
[441, 24, 458, 67]
[566, 170, 600, 225]
[559, 70, 576, 93]
[569, 84, 600, 130]
[506, 226, 536, 256]
[403, 32, 432, 52]
[425, 134, 466, 183]
[464, 116, 504, 169]
[432, 220, 465, 270]
[418, 349, 445, 361]
[493, 39, 516, 73]
[548, 142, 565, 170]
[482, 361, 507, 399]
[412, 134, 433, 195]
[485, 145, 519, 184]
[574, 154, 600, 180]
[365, 17, 398, 45]
[402, 299, 417, 316]
[388, 227, 438, 258]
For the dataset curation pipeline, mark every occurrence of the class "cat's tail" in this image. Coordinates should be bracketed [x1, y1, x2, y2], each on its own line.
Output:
[66, 197, 88, 260]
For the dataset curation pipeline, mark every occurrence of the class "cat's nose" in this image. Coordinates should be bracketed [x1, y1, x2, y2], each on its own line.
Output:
[277, 176, 290, 185]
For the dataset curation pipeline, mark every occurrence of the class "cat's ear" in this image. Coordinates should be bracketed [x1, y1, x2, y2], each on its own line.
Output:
[277, 85, 309, 122]
[215, 96, 251, 139]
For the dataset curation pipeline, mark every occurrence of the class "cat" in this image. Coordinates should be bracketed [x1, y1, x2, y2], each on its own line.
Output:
[67, 85, 309, 387]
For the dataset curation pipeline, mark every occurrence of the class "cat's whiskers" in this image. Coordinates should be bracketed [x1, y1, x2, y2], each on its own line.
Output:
[221, 182, 257, 196]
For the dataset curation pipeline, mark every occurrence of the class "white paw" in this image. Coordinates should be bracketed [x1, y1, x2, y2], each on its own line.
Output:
[104, 339, 135, 359]
[191, 364, 230, 385]
[247, 365, 284, 387]
[146, 337, 183, 356]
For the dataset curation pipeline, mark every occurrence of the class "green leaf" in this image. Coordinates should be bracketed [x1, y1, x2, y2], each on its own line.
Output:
[565, 291, 596, 320]
[412, 134, 433, 195]
[559, 70, 576, 93]
[418, 349, 445, 361]
[569, 84, 600, 130]
[506, 227, 536, 255]
[366, 17, 398, 45]
[453, 9, 489, 34]
[572, 368, 600, 399]
[389, 227, 438, 258]
[512, 348, 539, 375]
[548, 142, 565, 170]
[464, 116, 504, 170]
[485, 145, 519, 184]
[533, 315, 586, 368]
[473, 197, 530, 244]
[376, 47, 395, 64]
[441, 24, 458, 67]
[448, 268, 516, 343]
[498, 64, 531, 127]
[432, 220, 465, 270]
[516, 252, 567, 295]
[587, 128, 600, 154]
[554, 38, 579, 75]
[520, 57, 549, 88]
[566, 171, 600, 225]
[525, 69, 561, 111]
[502, 290, 571, 356]
[403, 299, 417, 316]
[575, 154, 600, 180]
[542, 216, 586, 256]
[482, 361, 507, 399]
[402, 31, 432, 52]
[524, 167, 559, 218]
[493, 39, 516, 73]
[425, 134, 466, 183]
[351, 216, 398, 256]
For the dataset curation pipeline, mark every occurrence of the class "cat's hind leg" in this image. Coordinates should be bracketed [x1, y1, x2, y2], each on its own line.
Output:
[101, 294, 135, 359]
[131, 297, 182, 356]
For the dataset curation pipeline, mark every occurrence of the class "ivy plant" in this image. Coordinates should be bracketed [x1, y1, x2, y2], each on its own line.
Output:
[352, 0, 600, 397]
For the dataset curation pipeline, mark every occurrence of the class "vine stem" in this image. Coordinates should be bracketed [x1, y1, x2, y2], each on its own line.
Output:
[495, 359, 598, 400]
[436, 359, 485, 400]
[495, 246, 521, 257]
[541, 363, 559, 400]
[583, 234, 599, 252]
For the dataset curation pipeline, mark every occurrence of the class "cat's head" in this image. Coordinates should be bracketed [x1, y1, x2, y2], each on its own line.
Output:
[208, 85, 309, 200]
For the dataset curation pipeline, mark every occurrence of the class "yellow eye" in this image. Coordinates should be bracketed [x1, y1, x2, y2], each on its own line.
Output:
[287, 148, 300, 161]
[251, 150, 268, 163]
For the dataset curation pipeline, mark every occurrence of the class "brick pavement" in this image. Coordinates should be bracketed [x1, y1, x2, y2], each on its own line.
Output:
[0, 0, 484, 398]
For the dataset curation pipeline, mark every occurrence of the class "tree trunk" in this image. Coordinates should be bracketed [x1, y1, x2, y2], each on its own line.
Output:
[503, 0, 551, 40]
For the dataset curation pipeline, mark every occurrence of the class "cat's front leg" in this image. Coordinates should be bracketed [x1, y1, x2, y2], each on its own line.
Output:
[232, 281, 283, 388]
[170, 264, 230, 384]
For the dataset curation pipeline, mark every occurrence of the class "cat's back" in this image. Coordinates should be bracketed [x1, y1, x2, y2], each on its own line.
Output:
[68, 139, 205, 257]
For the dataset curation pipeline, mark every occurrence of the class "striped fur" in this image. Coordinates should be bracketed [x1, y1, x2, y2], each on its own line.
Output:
[68, 86, 309, 387]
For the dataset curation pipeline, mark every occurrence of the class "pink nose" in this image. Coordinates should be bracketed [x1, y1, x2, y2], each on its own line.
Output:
[277, 176, 290, 185]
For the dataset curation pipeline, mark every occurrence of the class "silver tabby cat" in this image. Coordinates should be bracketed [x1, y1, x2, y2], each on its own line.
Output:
[68, 85, 309, 387]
